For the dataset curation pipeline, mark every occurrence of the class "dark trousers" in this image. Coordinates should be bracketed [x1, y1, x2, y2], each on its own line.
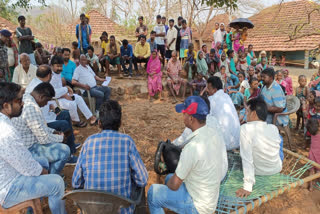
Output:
[121, 58, 133, 75]
[133, 56, 149, 71]
[84, 86, 111, 111]
[47, 110, 76, 154]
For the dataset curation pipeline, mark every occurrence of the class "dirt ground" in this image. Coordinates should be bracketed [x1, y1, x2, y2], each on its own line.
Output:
[45, 66, 320, 214]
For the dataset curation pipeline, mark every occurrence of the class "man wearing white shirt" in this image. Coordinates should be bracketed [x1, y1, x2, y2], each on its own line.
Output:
[148, 96, 225, 214]
[165, 19, 177, 60]
[26, 65, 80, 162]
[207, 76, 240, 150]
[236, 97, 282, 198]
[50, 55, 96, 127]
[154, 15, 166, 66]
[12, 53, 37, 88]
[72, 55, 111, 114]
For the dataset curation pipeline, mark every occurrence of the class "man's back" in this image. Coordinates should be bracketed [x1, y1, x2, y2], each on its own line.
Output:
[240, 121, 282, 175]
[72, 130, 148, 198]
[208, 89, 240, 150]
[175, 125, 223, 214]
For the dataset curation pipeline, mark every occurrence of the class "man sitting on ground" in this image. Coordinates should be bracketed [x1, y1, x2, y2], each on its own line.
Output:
[12, 53, 37, 88]
[72, 100, 148, 214]
[236, 97, 282, 198]
[61, 48, 76, 88]
[105, 35, 121, 76]
[148, 96, 225, 214]
[86, 45, 100, 73]
[260, 67, 288, 127]
[120, 39, 133, 77]
[12, 82, 71, 175]
[26, 64, 79, 163]
[72, 55, 111, 116]
[50, 55, 97, 127]
[0, 82, 67, 214]
[134, 35, 151, 75]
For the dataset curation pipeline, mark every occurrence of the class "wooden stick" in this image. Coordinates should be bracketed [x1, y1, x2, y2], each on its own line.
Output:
[283, 148, 320, 169]
[232, 172, 320, 214]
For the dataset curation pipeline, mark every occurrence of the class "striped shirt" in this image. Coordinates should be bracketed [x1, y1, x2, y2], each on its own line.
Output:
[72, 130, 148, 214]
[261, 80, 289, 126]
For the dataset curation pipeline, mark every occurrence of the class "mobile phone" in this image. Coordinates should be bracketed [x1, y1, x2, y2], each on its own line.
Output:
[54, 107, 61, 114]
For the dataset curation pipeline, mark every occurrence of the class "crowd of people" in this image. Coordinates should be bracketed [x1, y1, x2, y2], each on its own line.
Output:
[0, 12, 320, 214]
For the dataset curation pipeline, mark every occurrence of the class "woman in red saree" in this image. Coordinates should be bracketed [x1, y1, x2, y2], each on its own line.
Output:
[147, 50, 163, 100]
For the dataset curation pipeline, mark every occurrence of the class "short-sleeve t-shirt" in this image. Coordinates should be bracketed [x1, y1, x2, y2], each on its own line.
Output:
[72, 65, 97, 93]
[153, 24, 166, 45]
[175, 125, 224, 214]
[101, 41, 110, 56]
[135, 25, 147, 34]
[62, 60, 76, 82]
[106, 44, 120, 55]
[16, 27, 33, 54]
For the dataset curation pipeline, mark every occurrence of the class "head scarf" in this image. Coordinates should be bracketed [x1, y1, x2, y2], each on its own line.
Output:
[215, 41, 222, 58]
[147, 50, 161, 74]
[196, 51, 208, 76]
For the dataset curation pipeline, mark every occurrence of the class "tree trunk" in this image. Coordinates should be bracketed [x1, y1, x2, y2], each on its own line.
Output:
[179, 0, 182, 16]
[165, 0, 168, 18]
[188, 0, 195, 27]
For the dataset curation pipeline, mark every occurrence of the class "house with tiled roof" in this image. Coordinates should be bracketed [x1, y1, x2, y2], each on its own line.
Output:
[69, 10, 129, 51]
[245, 0, 320, 68]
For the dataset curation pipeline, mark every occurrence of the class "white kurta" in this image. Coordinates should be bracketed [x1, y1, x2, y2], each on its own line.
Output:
[12, 64, 37, 88]
[50, 71, 92, 122]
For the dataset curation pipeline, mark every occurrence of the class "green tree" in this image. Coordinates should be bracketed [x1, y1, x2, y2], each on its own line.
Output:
[0, 0, 18, 22]
[12, 0, 47, 9]
[203, 0, 238, 10]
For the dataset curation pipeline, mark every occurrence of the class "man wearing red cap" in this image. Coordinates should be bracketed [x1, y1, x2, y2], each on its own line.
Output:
[148, 96, 226, 214]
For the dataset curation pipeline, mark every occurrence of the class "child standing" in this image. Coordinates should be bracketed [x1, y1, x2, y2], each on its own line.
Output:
[225, 25, 233, 50]
[296, 75, 309, 130]
[271, 55, 277, 66]
[276, 70, 287, 95]
[282, 69, 293, 95]
[71, 41, 80, 66]
[307, 118, 320, 192]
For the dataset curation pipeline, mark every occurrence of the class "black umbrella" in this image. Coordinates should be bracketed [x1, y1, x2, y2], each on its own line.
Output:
[230, 18, 254, 29]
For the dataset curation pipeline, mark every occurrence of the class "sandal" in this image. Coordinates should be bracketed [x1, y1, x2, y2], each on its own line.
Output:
[73, 121, 87, 128]
[90, 118, 98, 126]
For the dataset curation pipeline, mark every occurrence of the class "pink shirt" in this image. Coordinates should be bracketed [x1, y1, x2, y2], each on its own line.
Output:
[284, 77, 293, 95]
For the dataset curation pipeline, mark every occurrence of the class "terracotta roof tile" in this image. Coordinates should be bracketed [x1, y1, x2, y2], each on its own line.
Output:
[69, 10, 125, 39]
[244, 0, 320, 51]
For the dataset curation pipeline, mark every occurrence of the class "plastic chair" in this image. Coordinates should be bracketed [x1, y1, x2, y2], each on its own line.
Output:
[273, 95, 300, 150]
[0, 198, 43, 214]
[63, 187, 144, 214]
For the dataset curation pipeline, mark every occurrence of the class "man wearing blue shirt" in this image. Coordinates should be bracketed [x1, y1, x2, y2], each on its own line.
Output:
[120, 40, 133, 77]
[147, 31, 157, 52]
[72, 100, 148, 214]
[61, 48, 76, 87]
[76, 13, 92, 54]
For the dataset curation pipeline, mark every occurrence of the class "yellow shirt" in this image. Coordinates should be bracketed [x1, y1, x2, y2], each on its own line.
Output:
[134, 42, 151, 58]
[106, 44, 120, 56]
[184, 49, 197, 60]
[101, 41, 110, 56]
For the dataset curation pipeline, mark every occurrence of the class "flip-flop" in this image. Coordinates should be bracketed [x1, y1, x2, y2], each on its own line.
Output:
[73, 121, 87, 128]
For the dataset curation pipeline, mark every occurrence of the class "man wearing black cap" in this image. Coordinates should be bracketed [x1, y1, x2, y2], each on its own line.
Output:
[16, 15, 36, 65]
[148, 96, 226, 214]
[135, 16, 148, 41]
[0, 29, 12, 82]
[174, 16, 183, 55]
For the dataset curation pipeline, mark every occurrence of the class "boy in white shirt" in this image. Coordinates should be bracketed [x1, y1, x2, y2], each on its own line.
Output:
[236, 97, 282, 198]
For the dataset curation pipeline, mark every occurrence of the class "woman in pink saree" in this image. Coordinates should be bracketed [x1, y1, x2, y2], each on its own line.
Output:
[147, 50, 163, 100]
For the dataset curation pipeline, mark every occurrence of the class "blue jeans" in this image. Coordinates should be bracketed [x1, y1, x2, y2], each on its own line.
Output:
[2, 174, 66, 214]
[121, 58, 133, 75]
[29, 143, 70, 175]
[147, 174, 198, 214]
[48, 110, 76, 154]
[87, 86, 111, 111]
